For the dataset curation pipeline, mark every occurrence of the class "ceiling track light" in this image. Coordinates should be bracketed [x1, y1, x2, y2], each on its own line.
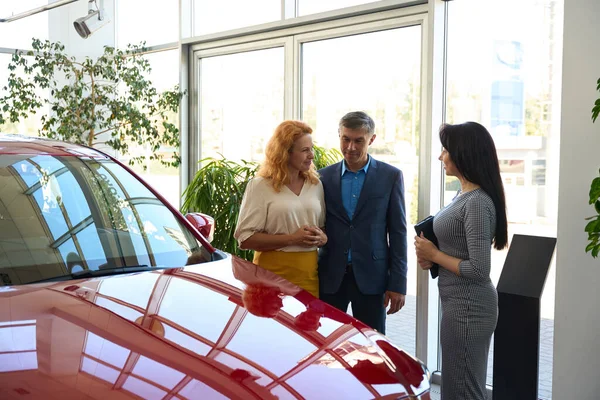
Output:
[73, 0, 110, 39]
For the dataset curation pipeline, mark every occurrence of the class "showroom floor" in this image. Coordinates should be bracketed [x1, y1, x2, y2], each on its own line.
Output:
[384, 295, 553, 399]
[429, 383, 442, 399]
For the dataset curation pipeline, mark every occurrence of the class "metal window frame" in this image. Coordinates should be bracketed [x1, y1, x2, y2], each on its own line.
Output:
[290, 12, 427, 120]
[419, 0, 448, 375]
[185, 5, 429, 174]
[184, 0, 425, 43]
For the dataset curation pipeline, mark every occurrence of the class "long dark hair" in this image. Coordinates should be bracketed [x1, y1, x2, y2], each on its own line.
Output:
[439, 122, 508, 249]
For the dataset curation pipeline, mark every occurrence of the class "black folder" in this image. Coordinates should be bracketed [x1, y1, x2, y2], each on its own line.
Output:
[414, 216, 439, 279]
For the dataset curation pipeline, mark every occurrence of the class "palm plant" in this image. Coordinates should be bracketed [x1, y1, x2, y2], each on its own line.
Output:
[182, 157, 258, 260]
[181, 145, 342, 260]
[313, 145, 343, 169]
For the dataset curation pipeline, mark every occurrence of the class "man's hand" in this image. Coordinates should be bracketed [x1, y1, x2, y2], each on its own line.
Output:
[384, 291, 405, 315]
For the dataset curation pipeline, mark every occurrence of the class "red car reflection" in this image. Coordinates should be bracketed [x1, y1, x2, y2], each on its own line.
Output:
[0, 135, 430, 399]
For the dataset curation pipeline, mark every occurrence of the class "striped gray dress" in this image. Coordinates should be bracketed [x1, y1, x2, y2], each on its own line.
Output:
[433, 189, 498, 400]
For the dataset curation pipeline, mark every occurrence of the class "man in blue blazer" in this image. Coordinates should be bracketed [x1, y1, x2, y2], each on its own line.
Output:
[318, 111, 407, 334]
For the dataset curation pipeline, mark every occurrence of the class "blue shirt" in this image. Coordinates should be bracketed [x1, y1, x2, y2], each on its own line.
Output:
[341, 156, 371, 262]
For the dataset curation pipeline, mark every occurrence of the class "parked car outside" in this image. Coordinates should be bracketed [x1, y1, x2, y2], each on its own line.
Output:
[0, 134, 431, 399]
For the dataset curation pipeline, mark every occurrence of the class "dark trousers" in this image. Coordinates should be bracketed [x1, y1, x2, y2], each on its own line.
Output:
[319, 265, 386, 334]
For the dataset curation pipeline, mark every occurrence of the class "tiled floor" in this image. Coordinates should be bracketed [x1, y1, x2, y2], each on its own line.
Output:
[429, 383, 442, 400]
[429, 383, 492, 400]
[386, 294, 417, 354]
[384, 295, 554, 399]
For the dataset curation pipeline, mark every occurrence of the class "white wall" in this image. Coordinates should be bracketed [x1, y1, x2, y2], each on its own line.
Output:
[553, 0, 600, 398]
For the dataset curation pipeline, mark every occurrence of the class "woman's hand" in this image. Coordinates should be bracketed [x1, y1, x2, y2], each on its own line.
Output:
[415, 232, 439, 263]
[417, 257, 433, 270]
[291, 226, 323, 248]
[306, 226, 327, 247]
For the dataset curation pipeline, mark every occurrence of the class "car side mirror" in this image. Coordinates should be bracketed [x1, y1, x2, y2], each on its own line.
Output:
[185, 213, 215, 243]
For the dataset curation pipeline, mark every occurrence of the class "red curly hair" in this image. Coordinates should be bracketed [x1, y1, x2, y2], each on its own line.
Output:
[258, 120, 320, 192]
[293, 309, 322, 332]
[242, 284, 284, 318]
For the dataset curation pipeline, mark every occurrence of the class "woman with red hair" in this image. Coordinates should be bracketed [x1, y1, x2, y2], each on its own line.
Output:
[234, 120, 327, 297]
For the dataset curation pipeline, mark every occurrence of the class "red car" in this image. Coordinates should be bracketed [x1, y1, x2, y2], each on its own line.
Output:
[0, 135, 431, 399]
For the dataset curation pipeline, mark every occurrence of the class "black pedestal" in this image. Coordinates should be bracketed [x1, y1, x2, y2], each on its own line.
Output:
[492, 234, 556, 400]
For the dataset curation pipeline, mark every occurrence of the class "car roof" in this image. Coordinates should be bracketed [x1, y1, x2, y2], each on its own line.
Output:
[0, 133, 107, 158]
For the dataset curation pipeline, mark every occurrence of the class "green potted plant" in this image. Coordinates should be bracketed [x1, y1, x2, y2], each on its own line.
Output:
[181, 145, 342, 260]
[585, 77, 600, 258]
[0, 39, 184, 168]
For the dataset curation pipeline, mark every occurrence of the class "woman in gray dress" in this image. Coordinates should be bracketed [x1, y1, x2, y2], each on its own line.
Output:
[415, 122, 508, 400]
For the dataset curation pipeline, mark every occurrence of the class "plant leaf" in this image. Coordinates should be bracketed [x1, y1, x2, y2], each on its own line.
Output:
[586, 242, 596, 253]
[585, 219, 599, 233]
[590, 177, 600, 204]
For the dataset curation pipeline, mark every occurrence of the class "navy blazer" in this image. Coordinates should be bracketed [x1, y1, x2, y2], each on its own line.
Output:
[318, 157, 408, 295]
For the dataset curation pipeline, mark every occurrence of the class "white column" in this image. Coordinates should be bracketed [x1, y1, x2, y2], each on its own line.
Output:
[553, 0, 600, 398]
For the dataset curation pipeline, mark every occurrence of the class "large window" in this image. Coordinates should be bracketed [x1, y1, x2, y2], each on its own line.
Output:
[193, 0, 281, 36]
[114, 0, 181, 206]
[117, 49, 182, 207]
[0, 320, 37, 373]
[445, 0, 562, 397]
[0, 2, 48, 48]
[199, 47, 285, 162]
[0, 53, 47, 137]
[298, 0, 382, 16]
[116, 0, 179, 47]
[190, 0, 418, 37]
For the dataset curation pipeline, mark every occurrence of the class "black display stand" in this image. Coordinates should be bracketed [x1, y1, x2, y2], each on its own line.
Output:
[492, 234, 557, 400]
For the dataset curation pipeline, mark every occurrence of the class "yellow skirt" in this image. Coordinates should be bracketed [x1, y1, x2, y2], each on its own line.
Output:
[253, 250, 319, 298]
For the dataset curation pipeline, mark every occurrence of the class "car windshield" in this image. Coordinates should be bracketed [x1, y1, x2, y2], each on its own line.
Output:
[0, 154, 209, 286]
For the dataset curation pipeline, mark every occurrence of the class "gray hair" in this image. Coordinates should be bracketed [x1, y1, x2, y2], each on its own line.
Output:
[338, 111, 375, 135]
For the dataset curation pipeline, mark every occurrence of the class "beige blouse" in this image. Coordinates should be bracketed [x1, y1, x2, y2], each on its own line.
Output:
[234, 176, 326, 252]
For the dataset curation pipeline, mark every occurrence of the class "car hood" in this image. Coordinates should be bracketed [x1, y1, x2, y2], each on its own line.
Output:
[0, 255, 429, 399]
